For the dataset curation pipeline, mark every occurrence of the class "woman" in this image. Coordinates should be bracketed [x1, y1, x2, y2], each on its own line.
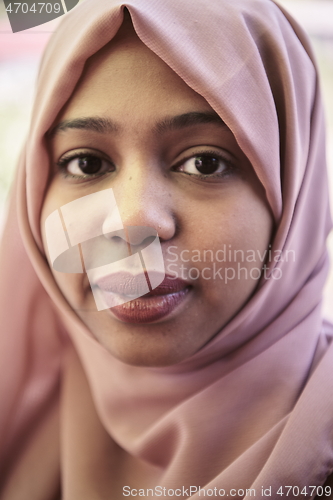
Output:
[0, 0, 333, 498]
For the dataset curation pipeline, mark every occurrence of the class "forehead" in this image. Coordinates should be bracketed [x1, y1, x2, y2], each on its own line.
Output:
[58, 26, 214, 126]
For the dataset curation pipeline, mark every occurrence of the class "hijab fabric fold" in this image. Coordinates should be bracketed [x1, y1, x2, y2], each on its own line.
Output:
[0, 0, 333, 497]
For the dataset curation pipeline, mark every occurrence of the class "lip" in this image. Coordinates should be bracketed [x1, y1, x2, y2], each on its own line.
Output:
[95, 272, 191, 323]
[96, 271, 151, 297]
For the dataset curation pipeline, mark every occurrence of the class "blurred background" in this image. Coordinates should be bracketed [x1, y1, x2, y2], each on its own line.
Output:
[0, 0, 332, 319]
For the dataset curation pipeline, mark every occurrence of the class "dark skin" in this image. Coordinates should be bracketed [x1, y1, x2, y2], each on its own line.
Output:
[41, 22, 273, 368]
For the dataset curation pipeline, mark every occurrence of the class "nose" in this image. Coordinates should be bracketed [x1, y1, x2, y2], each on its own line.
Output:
[102, 167, 177, 244]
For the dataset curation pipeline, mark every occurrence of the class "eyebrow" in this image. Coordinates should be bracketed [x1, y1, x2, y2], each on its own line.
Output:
[154, 111, 226, 134]
[49, 111, 226, 136]
[49, 117, 118, 136]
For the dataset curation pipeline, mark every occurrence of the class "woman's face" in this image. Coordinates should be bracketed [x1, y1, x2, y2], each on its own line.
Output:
[41, 24, 273, 367]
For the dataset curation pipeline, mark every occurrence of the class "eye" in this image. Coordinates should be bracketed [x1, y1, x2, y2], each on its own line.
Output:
[57, 152, 115, 179]
[68, 156, 104, 175]
[177, 152, 232, 178]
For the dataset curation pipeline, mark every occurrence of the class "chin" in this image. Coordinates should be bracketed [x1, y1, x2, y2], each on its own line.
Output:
[86, 319, 197, 367]
[102, 340, 191, 367]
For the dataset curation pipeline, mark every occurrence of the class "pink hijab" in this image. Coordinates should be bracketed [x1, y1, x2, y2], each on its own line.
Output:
[1, 0, 333, 497]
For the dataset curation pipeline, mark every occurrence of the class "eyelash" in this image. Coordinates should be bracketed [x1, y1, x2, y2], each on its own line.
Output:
[56, 152, 114, 180]
[56, 149, 235, 182]
[173, 149, 234, 180]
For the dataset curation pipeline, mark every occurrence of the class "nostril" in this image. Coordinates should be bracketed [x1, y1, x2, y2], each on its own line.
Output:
[105, 227, 157, 252]
[110, 235, 124, 244]
[131, 235, 155, 251]
[126, 227, 160, 251]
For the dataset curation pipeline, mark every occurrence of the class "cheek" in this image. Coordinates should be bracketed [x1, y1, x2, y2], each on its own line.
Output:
[40, 184, 92, 311]
[228, 193, 273, 252]
[176, 184, 273, 306]
[55, 273, 94, 313]
[220, 193, 273, 282]
[185, 185, 273, 254]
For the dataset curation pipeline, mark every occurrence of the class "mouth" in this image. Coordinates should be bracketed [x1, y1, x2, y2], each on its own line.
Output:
[95, 272, 191, 323]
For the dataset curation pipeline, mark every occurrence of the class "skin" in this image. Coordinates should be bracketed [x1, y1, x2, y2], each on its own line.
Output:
[41, 20, 273, 367]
